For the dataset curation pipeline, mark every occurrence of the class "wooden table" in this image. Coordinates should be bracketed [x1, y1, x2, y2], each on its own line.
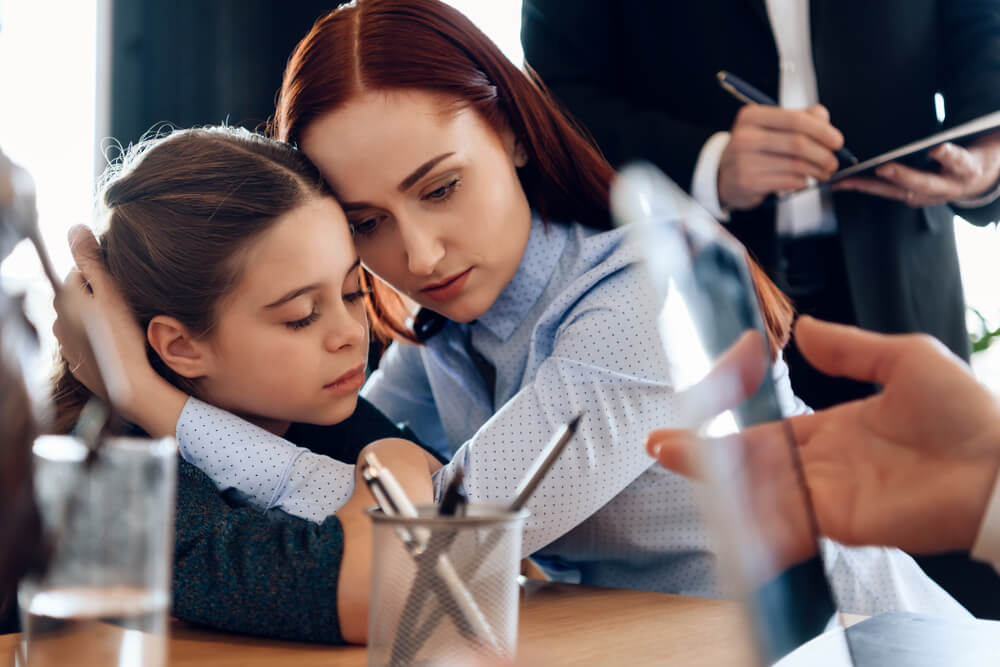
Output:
[2, 581, 757, 666]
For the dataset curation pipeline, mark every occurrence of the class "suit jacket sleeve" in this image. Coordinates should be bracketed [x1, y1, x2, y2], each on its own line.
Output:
[521, 0, 715, 190]
[942, 0, 1000, 226]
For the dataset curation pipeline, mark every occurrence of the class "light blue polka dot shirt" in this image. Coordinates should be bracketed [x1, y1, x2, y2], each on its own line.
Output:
[176, 214, 967, 617]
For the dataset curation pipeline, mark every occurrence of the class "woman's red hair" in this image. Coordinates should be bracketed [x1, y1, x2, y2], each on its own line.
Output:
[273, 0, 793, 357]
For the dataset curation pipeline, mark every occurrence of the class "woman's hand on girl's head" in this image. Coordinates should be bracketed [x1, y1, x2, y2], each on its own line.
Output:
[55, 224, 187, 437]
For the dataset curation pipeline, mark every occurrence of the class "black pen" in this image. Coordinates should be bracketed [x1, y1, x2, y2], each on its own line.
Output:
[360, 453, 501, 651]
[716, 70, 858, 167]
[438, 468, 467, 517]
[508, 413, 583, 512]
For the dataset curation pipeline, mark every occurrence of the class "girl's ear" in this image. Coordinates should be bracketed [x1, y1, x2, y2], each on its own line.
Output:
[147, 316, 213, 379]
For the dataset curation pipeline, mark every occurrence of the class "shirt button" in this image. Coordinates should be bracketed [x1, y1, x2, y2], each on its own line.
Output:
[781, 61, 797, 75]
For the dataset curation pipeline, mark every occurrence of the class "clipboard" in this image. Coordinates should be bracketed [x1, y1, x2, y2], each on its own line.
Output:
[826, 109, 1000, 184]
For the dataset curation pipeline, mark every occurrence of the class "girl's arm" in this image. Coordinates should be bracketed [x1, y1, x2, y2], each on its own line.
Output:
[173, 459, 349, 643]
[173, 437, 437, 645]
[335, 438, 438, 643]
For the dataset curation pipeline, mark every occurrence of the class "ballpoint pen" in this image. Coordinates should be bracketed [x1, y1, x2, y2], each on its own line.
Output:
[438, 468, 467, 517]
[402, 414, 585, 661]
[507, 413, 583, 512]
[716, 70, 859, 167]
[360, 453, 503, 660]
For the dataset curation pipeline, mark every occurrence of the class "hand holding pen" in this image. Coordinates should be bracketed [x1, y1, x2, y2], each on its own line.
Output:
[714, 70, 854, 211]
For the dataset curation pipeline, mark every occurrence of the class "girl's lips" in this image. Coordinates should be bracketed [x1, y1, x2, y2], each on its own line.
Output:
[421, 268, 472, 302]
[324, 365, 365, 394]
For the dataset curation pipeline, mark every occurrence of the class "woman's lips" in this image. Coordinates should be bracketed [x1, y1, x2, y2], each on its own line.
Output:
[420, 268, 472, 302]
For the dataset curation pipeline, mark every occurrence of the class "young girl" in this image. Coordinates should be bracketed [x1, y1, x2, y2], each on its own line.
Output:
[63, 0, 968, 640]
[53, 125, 439, 643]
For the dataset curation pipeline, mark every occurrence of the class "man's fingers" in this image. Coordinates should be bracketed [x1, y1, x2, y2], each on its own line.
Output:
[875, 163, 962, 203]
[735, 126, 839, 175]
[833, 175, 936, 206]
[793, 315, 934, 387]
[804, 104, 831, 123]
[646, 429, 700, 477]
[929, 142, 980, 181]
[736, 104, 844, 151]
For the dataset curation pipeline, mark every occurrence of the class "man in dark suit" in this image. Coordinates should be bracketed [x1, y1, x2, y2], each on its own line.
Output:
[522, 0, 1000, 406]
[522, 0, 1000, 617]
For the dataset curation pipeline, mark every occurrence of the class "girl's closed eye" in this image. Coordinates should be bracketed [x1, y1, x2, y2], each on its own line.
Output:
[285, 308, 320, 331]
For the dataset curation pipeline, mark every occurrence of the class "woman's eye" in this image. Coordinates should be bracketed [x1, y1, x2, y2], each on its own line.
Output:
[285, 309, 320, 331]
[343, 288, 373, 304]
[349, 217, 380, 237]
[424, 178, 460, 202]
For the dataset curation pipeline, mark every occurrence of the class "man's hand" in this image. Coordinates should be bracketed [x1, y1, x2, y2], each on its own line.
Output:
[835, 129, 1000, 207]
[648, 316, 1000, 557]
[718, 104, 845, 211]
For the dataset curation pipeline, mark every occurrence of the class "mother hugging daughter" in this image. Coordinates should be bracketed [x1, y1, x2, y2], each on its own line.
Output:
[57, 0, 968, 645]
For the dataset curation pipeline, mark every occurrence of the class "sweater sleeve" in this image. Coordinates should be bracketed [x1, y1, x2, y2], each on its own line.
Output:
[172, 459, 347, 644]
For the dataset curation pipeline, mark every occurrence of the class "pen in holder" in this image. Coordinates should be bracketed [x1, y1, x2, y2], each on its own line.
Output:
[362, 454, 522, 666]
[370, 414, 582, 665]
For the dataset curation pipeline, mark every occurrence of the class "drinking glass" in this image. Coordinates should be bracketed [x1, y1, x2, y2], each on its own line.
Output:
[18, 435, 176, 667]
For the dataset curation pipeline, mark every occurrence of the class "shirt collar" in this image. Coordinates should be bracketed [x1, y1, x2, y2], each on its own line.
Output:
[475, 213, 568, 341]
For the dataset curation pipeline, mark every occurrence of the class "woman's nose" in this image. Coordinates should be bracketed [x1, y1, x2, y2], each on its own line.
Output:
[398, 216, 446, 277]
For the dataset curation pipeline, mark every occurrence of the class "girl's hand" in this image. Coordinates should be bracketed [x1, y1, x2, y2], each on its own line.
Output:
[337, 438, 438, 644]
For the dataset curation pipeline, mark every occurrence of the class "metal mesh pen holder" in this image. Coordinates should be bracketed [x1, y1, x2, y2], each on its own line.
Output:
[366, 505, 527, 666]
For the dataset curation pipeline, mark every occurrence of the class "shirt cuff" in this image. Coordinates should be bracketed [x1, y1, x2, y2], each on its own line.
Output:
[971, 471, 1000, 574]
[691, 131, 732, 222]
[954, 177, 1000, 209]
[176, 397, 304, 511]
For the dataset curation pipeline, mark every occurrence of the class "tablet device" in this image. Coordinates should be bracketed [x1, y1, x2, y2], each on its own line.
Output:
[826, 110, 1000, 184]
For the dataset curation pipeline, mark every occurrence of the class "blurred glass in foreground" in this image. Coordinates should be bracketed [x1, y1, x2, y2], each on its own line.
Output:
[18, 436, 176, 667]
[611, 163, 853, 666]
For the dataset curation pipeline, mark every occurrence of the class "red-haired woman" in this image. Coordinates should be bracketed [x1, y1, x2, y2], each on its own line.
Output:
[64, 0, 966, 643]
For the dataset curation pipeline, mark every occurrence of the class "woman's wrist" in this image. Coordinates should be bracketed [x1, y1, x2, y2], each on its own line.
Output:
[124, 374, 188, 438]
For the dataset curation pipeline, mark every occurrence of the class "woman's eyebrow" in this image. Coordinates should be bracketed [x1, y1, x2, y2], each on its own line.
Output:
[397, 152, 455, 192]
[341, 154, 456, 210]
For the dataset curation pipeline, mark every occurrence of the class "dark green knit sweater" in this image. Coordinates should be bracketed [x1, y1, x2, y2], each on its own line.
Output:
[172, 398, 434, 644]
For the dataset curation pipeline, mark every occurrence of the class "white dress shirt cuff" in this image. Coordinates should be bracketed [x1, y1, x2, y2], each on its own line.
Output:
[954, 177, 1000, 209]
[691, 131, 732, 222]
[971, 471, 1000, 574]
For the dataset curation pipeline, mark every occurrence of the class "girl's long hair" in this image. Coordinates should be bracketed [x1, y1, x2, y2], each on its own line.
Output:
[51, 126, 331, 433]
[274, 0, 793, 356]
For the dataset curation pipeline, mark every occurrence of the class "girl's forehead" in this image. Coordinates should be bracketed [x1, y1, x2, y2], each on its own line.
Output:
[228, 198, 354, 291]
